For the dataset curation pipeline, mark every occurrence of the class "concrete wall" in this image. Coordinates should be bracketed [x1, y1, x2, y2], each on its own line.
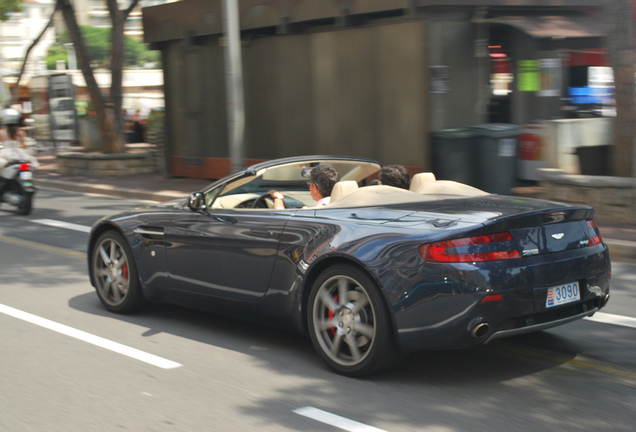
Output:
[543, 117, 614, 173]
[308, 22, 428, 166]
[243, 34, 314, 159]
[539, 169, 636, 224]
[164, 20, 429, 177]
[163, 38, 228, 167]
[427, 16, 484, 131]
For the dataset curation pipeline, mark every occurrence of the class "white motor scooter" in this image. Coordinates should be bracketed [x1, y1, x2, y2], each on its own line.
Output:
[0, 160, 36, 215]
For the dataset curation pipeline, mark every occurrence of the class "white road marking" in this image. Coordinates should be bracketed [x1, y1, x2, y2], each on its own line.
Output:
[584, 312, 636, 329]
[0, 304, 182, 369]
[293, 407, 387, 432]
[31, 218, 92, 233]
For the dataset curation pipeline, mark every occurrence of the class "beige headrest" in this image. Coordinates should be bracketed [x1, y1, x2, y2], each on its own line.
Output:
[409, 172, 436, 191]
[416, 180, 488, 196]
[330, 180, 359, 202]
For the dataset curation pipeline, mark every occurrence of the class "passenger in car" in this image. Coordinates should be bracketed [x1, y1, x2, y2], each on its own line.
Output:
[269, 164, 340, 208]
[380, 165, 410, 189]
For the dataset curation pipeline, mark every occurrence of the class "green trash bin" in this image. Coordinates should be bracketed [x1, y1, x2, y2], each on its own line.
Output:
[431, 128, 478, 187]
[469, 124, 520, 194]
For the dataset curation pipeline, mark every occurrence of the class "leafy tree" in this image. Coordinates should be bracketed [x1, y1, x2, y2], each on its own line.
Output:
[0, 0, 22, 21]
[45, 26, 158, 70]
[57, 0, 143, 154]
[44, 44, 67, 70]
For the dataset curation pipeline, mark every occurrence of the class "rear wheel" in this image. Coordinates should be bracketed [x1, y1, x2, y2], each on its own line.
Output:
[91, 230, 146, 313]
[307, 264, 401, 376]
[17, 192, 33, 215]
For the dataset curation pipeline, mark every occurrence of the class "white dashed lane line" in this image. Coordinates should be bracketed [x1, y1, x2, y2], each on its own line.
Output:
[293, 406, 388, 432]
[31, 218, 92, 233]
[584, 312, 636, 329]
[0, 304, 182, 369]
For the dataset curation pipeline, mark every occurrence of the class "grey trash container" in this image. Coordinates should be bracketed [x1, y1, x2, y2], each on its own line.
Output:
[470, 123, 520, 195]
[431, 128, 478, 187]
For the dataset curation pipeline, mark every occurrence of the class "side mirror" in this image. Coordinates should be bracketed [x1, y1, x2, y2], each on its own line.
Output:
[187, 192, 207, 211]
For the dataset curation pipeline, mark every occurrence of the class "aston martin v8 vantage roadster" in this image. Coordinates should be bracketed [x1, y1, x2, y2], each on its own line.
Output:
[88, 155, 611, 376]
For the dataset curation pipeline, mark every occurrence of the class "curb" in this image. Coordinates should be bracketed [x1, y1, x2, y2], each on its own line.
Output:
[37, 178, 189, 202]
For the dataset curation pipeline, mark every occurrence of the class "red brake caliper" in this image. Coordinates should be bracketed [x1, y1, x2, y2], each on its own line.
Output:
[328, 295, 338, 335]
[122, 263, 129, 280]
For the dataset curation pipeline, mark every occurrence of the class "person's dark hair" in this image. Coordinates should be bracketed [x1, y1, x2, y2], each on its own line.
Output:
[7, 124, 20, 140]
[308, 165, 340, 198]
[381, 165, 410, 189]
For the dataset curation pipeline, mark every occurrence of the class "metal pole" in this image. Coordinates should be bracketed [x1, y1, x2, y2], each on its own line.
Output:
[222, 0, 245, 173]
[63, 43, 77, 70]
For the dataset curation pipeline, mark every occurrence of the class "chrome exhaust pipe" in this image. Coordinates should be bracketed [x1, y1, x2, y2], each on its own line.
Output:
[470, 322, 490, 339]
[602, 293, 610, 307]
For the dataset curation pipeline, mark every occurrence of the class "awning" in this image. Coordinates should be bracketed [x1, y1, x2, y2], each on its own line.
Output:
[483, 14, 604, 39]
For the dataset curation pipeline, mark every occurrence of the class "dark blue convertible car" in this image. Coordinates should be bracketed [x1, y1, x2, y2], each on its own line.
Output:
[88, 155, 611, 376]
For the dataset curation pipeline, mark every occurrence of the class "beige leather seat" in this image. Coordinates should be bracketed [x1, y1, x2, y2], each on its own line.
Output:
[416, 180, 488, 196]
[329, 180, 359, 203]
[409, 172, 436, 191]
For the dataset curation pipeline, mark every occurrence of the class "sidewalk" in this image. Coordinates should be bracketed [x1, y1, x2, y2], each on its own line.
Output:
[32, 151, 636, 262]
[35, 151, 211, 202]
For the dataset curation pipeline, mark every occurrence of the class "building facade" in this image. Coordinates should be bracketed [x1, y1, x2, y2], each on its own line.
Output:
[143, 1, 607, 180]
[76, 0, 177, 40]
[0, 0, 56, 78]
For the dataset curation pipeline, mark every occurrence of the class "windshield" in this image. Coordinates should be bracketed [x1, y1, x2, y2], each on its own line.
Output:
[208, 159, 382, 209]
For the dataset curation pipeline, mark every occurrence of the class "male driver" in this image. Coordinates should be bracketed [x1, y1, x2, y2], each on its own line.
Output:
[306, 164, 340, 206]
[269, 164, 340, 208]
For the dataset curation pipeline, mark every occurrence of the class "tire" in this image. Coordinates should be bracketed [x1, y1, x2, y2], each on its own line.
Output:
[17, 192, 33, 215]
[307, 264, 402, 376]
[91, 230, 147, 314]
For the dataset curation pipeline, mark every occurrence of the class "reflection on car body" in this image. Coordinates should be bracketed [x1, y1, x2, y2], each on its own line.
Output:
[87, 155, 610, 376]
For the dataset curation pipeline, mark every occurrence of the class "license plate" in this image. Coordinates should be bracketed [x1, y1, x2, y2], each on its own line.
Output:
[546, 282, 580, 308]
[19, 171, 32, 180]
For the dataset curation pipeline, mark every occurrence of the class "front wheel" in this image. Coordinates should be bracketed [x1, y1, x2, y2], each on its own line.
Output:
[91, 230, 147, 314]
[307, 264, 401, 376]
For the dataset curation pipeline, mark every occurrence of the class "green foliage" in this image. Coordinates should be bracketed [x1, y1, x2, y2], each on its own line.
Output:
[126, 36, 160, 67]
[45, 26, 160, 70]
[0, 0, 22, 22]
[146, 108, 165, 134]
[45, 53, 68, 70]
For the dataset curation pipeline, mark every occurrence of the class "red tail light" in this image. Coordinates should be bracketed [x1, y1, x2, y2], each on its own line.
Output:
[420, 232, 521, 263]
[481, 294, 503, 302]
[586, 220, 602, 246]
[19, 163, 30, 171]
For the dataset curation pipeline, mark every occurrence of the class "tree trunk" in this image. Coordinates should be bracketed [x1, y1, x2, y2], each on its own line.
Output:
[605, 0, 635, 177]
[57, 0, 124, 154]
[11, 3, 59, 105]
[107, 0, 140, 138]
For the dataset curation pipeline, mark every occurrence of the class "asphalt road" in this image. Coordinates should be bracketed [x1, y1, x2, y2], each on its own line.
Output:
[1, 188, 635, 432]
